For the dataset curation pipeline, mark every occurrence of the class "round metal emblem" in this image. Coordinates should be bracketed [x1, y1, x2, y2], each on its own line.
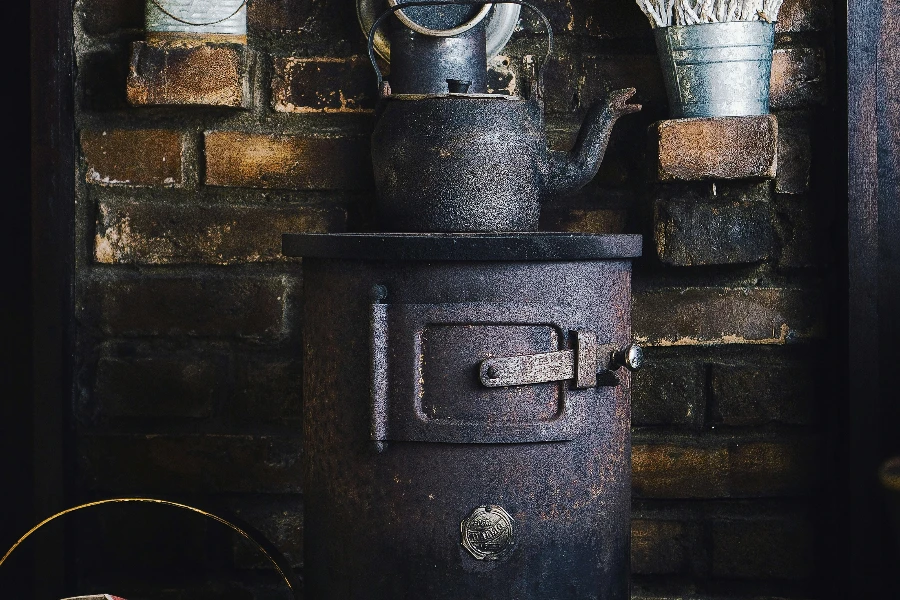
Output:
[460, 505, 514, 560]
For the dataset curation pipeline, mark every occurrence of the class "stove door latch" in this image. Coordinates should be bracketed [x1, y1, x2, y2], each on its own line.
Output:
[478, 331, 642, 389]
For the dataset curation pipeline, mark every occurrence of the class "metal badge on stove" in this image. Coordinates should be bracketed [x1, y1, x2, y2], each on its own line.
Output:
[460, 505, 514, 560]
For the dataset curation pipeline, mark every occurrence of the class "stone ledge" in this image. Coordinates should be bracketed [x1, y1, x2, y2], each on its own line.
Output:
[651, 115, 778, 182]
[127, 41, 253, 107]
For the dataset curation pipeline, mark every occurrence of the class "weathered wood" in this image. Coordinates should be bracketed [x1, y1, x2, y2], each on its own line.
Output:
[848, 0, 900, 591]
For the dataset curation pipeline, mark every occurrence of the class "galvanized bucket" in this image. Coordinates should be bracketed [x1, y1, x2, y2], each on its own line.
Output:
[146, 0, 248, 37]
[654, 21, 775, 118]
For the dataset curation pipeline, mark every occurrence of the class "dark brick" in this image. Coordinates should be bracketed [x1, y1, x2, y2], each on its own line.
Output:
[770, 48, 827, 109]
[776, 0, 833, 31]
[79, 434, 304, 493]
[95, 198, 346, 265]
[632, 440, 814, 498]
[539, 208, 626, 233]
[632, 358, 704, 428]
[230, 358, 303, 422]
[651, 115, 778, 181]
[581, 54, 667, 113]
[729, 441, 815, 496]
[204, 131, 372, 190]
[95, 355, 222, 418]
[76, 0, 143, 35]
[775, 119, 812, 194]
[78, 48, 132, 111]
[74, 500, 212, 572]
[654, 195, 774, 266]
[87, 275, 289, 340]
[228, 498, 303, 568]
[710, 363, 814, 426]
[81, 129, 183, 186]
[711, 516, 814, 579]
[247, 0, 312, 31]
[774, 196, 831, 269]
[631, 519, 693, 574]
[272, 57, 375, 113]
[582, 0, 652, 39]
[127, 42, 252, 107]
[633, 286, 824, 347]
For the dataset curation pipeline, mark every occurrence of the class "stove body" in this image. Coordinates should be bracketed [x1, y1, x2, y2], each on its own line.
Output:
[285, 234, 640, 600]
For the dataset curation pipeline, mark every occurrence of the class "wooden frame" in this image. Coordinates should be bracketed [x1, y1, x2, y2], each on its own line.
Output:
[847, 0, 900, 593]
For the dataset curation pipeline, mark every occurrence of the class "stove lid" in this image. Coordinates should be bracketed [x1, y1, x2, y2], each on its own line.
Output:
[282, 233, 642, 261]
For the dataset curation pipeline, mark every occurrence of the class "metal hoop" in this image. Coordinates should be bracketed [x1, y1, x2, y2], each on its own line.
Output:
[0, 498, 299, 598]
[358, 0, 520, 62]
[386, 0, 492, 37]
[368, 0, 552, 97]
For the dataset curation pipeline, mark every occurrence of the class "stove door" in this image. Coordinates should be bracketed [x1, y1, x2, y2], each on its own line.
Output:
[371, 301, 602, 443]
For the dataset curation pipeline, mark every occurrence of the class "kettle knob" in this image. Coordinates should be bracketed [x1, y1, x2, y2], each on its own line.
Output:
[610, 344, 643, 371]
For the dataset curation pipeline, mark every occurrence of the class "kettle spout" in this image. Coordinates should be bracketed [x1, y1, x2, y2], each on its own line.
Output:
[544, 88, 641, 198]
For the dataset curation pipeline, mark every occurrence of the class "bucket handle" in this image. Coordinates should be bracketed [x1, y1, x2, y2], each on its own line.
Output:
[367, 0, 553, 98]
[0, 498, 300, 598]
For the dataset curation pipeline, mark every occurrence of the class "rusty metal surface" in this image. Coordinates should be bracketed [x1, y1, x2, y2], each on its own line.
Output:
[480, 348, 576, 388]
[364, 1, 642, 232]
[301, 252, 634, 599]
[282, 232, 642, 261]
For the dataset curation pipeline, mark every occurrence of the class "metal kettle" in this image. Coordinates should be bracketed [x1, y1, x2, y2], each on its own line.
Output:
[367, 0, 641, 233]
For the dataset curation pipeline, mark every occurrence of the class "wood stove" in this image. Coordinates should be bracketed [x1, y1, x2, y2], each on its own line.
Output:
[282, 233, 642, 599]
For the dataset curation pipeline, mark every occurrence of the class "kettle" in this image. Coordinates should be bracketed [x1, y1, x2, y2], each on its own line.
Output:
[367, 0, 641, 232]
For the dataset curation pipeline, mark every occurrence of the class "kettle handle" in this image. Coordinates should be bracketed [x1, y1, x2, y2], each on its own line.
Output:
[367, 0, 553, 98]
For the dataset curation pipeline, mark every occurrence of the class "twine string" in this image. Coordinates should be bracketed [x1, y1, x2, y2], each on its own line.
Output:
[147, 0, 250, 27]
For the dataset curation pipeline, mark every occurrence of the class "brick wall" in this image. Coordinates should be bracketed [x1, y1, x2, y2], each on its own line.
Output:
[72, 0, 835, 597]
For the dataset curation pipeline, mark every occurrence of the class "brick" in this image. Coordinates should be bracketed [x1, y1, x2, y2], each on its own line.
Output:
[632, 440, 814, 498]
[204, 131, 372, 190]
[710, 363, 813, 426]
[78, 49, 131, 111]
[711, 516, 814, 579]
[770, 48, 827, 109]
[94, 199, 346, 265]
[654, 196, 774, 266]
[774, 196, 831, 269]
[79, 434, 303, 493]
[95, 355, 223, 418]
[633, 286, 823, 346]
[76, 0, 143, 35]
[776, 0, 833, 31]
[127, 41, 251, 107]
[632, 358, 704, 428]
[651, 115, 778, 181]
[272, 57, 375, 113]
[539, 208, 627, 233]
[729, 441, 815, 496]
[87, 276, 288, 339]
[632, 444, 729, 498]
[247, 0, 311, 31]
[631, 519, 692, 574]
[583, 0, 653, 39]
[228, 498, 303, 568]
[230, 357, 303, 422]
[74, 501, 212, 572]
[581, 54, 667, 113]
[775, 119, 812, 194]
[81, 129, 183, 186]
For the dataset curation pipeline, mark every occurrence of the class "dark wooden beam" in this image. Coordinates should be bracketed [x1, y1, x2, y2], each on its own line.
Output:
[30, 0, 75, 594]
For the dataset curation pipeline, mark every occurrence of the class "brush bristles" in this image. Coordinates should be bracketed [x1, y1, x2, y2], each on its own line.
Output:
[638, 0, 782, 27]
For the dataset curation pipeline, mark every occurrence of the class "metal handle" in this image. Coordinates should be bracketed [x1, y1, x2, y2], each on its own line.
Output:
[367, 0, 553, 98]
[0, 498, 299, 597]
[479, 336, 643, 389]
[387, 0, 492, 36]
[370, 285, 389, 448]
